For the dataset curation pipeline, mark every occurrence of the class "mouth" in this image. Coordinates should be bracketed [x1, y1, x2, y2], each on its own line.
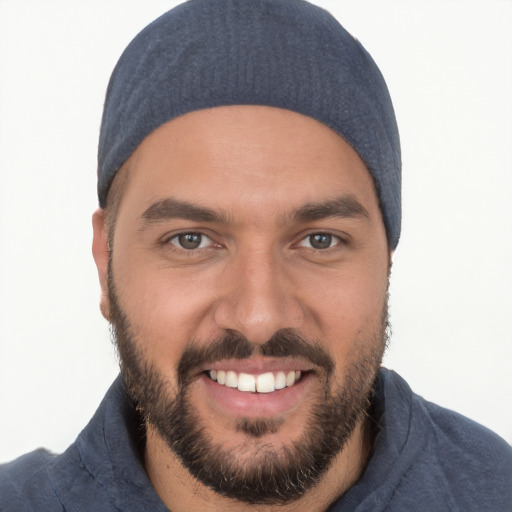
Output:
[206, 369, 304, 393]
[196, 358, 316, 418]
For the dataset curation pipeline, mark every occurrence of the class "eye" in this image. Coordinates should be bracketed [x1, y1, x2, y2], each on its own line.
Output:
[298, 233, 341, 250]
[168, 232, 213, 250]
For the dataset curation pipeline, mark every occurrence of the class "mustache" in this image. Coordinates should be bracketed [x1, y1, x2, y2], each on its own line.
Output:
[178, 328, 334, 387]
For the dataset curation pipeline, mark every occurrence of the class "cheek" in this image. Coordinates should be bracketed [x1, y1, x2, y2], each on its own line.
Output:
[297, 259, 388, 349]
[111, 250, 217, 365]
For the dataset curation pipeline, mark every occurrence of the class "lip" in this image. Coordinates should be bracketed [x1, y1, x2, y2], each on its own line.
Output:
[199, 369, 314, 418]
[198, 356, 314, 375]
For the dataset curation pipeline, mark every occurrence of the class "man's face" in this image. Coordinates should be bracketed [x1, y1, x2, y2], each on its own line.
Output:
[93, 106, 390, 504]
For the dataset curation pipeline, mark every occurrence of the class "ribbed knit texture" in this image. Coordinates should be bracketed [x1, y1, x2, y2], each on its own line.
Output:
[98, 0, 402, 247]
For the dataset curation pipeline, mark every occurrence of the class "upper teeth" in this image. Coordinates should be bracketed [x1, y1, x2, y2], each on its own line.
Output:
[209, 370, 302, 393]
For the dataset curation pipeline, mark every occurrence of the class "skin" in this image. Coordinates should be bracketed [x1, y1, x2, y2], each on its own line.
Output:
[92, 105, 390, 511]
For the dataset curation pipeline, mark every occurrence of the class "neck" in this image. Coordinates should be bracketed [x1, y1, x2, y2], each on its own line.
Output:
[144, 417, 372, 512]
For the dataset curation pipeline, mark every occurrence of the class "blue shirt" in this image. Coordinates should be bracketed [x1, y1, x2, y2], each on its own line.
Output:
[1, 369, 511, 511]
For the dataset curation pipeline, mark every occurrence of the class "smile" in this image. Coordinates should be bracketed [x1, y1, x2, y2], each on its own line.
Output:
[208, 370, 302, 393]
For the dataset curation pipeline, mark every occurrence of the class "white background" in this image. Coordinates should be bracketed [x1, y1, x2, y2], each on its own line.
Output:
[0, 0, 510, 463]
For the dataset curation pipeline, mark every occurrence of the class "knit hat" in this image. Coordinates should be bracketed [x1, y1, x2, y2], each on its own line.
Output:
[98, 0, 401, 247]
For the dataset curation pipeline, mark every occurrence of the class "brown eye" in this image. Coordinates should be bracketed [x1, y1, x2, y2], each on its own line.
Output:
[170, 233, 210, 250]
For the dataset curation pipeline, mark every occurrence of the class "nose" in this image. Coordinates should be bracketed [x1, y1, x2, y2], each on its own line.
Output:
[213, 248, 304, 345]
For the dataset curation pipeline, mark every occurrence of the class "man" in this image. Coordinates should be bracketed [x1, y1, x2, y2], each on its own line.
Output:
[1, 1, 511, 510]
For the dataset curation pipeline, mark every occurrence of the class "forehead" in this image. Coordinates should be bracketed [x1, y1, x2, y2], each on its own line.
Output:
[115, 106, 382, 222]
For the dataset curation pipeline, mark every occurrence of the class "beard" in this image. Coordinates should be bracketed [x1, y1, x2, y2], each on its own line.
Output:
[108, 275, 388, 506]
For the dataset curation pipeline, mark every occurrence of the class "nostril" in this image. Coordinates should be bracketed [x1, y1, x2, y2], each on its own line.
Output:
[211, 274, 305, 344]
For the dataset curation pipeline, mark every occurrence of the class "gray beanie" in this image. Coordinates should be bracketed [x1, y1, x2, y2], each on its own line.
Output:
[98, 0, 401, 247]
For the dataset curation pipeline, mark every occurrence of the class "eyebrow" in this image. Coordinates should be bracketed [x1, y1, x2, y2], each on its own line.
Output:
[140, 198, 230, 226]
[293, 195, 369, 222]
[139, 194, 369, 228]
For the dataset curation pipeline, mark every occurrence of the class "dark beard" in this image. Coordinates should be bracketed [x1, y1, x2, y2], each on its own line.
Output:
[109, 278, 388, 505]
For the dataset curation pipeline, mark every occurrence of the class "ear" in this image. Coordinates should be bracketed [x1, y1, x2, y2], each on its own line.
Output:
[92, 208, 111, 321]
